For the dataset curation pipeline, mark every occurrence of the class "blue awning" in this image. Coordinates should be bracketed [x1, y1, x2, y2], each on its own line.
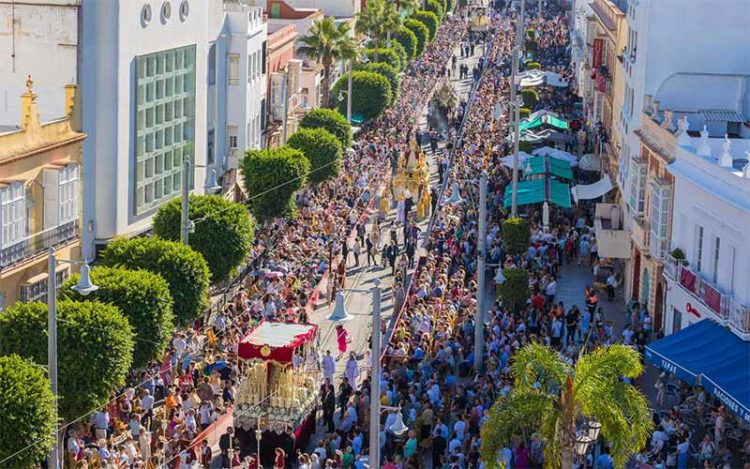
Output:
[645, 319, 750, 422]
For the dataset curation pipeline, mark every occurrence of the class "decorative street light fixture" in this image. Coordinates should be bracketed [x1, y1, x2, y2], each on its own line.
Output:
[180, 156, 222, 245]
[47, 248, 99, 469]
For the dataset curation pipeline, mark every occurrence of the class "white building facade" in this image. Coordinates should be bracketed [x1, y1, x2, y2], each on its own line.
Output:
[664, 126, 750, 340]
[0, 0, 80, 125]
[80, 0, 266, 258]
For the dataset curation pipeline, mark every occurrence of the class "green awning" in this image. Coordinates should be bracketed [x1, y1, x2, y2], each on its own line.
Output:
[351, 114, 365, 125]
[523, 156, 574, 180]
[503, 179, 545, 208]
[503, 178, 572, 209]
[544, 115, 569, 130]
[519, 117, 543, 132]
[550, 180, 572, 208]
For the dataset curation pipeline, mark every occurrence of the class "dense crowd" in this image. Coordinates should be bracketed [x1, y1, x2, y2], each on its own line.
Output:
[54, 6, 469, 469]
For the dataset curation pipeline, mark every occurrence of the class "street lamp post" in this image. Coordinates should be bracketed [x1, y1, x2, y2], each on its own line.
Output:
[180, 156, 222, 245]
[510, 0, 525, 217]
[369, 279, 382, 467]
[474, 171, 487, 371]
[347, 59, 353, 124]
[47, 248, 99, 469]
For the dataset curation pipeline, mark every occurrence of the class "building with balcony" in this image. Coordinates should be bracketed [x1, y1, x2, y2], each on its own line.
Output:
[80, 0, 268, 259]
[0, 80, 84, 308]
[629, 75, 750, 339]
[617, 0, 750, 213]
[0, 0, 80, 126]
[264, 23, 302, 147]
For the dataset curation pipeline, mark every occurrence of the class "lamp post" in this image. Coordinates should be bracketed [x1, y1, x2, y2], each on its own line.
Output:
[180, 156, 222, 245]
[347, 59, 353, 124]
[510, 0, 525, 217]
[474, 171, 487, 372]
[369, 279, 382, 467]
[47, 248, 99, 469]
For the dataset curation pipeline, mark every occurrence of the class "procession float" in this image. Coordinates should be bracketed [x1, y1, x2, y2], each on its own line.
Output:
[233, 321, 321, 465]
[391, 132, 432, 221]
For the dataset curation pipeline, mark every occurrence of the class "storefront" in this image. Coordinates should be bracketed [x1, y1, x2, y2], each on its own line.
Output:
[664, 277, 716, 335]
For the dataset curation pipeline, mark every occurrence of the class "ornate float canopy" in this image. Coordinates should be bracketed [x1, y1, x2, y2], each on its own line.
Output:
[237, 321, 317, 363]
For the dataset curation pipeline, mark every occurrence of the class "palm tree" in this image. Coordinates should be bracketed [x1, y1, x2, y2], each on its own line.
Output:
[355, 0, 402, 61]
[298, 17, 356, 109]
[480, 343, 653, 469]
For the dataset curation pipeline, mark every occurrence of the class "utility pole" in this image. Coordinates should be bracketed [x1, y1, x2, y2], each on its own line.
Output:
[281, 73, 289, 145]
[180, 156, 191, 245]
[369, 279, 382, 468]
[474, 171, 487, 372]
[47, 250, 59, 469]
[347, 59, 353, 124]
[510, 0, 525, 217]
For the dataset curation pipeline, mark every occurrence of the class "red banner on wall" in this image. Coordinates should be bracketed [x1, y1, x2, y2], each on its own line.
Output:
[593, 38, 604, 68]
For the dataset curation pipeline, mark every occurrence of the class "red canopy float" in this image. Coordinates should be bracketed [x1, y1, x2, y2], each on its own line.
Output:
[237, 321, 318, 363]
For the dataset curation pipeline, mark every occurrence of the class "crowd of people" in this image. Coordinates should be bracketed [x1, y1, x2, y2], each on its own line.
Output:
[52, 5, 472, 469]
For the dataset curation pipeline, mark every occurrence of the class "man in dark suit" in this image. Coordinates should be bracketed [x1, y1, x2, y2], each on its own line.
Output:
[322, 384, 336, 433]
[432, 427, 447, 468]
[218, 426, 234, 468]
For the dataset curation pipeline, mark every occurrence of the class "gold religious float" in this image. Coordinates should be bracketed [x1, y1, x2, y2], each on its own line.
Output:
[234, 322, 320, 462]
[392, 131, 431, 221]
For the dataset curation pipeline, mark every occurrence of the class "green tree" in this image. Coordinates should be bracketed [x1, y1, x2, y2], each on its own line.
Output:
[412, 11, 440, 42]
[241, 146, 310, 219]
[425, 0, 444, 19]
[300, 108, 352, 149]
[502, 216, 530, 255]
[403, 19, 429, 56]
[0, 355, 56, 468]
[480, 343, 653, 468]
[152, 195, 255, 282]
[395, 26, 418, 60]
[522, 88, 539, 108]
[62, 266, 172, 368]
[354, 62, 400, 105]
[286, 128, 342, 185]
[332, 71, 392, 121]
[355, 0, 401, 61]
[497, 268, 529, 311]
[0, 301, 134, 421]
[519, 107, 531, 119]
[101, 237, 211, 325]
[364, 48, 402, 71]
[298, 17, 356, 110]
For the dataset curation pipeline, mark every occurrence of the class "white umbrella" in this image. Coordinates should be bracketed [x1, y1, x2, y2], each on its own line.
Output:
[500, 151, 533, 168]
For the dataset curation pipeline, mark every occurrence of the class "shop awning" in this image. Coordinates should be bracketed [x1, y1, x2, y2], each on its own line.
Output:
[571, 176, 614, 203]
[524, 156, 574, 180]
[503, 179, 571, 209]
[645, 320, 750, 422]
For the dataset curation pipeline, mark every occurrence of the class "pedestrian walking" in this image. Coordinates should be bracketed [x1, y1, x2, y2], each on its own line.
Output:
[335, 324, 349, 359]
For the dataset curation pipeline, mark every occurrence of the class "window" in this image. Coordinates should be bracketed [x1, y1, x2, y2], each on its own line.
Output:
[712, 237, 720, 284]
[270, 3, 280, 18]
[208, 44, 216, 85]
[628, 157, 647, 215]
[261, 41, 267, 74]
[228, 125, 239, 152]
[648, 181, 671, 259]
[696, 225, 704, 273]
[729, 245, 736, 292]
[58, 164, 79, 225]
[207, 129, 215, 165]
[228, 54, 240, 86]
[19, 268, 69, 303]
[134, 45, 196, 215]
[0, 182, 27, 255]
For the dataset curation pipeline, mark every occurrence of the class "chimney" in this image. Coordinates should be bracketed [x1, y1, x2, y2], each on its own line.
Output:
[20, 75, 40, 130]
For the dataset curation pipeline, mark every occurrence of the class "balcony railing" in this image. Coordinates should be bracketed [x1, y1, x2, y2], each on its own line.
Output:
[630, 216, 649, 252]
[664, 254, 750, 336]
[0, 221, 79, 269]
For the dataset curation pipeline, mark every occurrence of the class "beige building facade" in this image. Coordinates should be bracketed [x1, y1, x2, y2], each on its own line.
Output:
[0, 78, 84, 307]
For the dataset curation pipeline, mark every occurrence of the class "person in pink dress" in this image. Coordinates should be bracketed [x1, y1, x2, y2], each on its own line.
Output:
[335, 324, 349, 359]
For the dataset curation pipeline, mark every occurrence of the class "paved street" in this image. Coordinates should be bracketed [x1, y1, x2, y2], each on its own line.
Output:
[304, 41, 486, 452]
